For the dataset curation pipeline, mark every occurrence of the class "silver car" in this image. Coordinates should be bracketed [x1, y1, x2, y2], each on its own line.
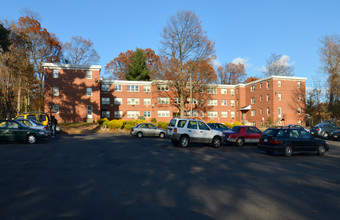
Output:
[15, 119, 51, 135]
[130, 123, 166, 138]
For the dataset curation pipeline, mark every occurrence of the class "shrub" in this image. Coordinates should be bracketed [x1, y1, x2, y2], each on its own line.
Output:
[107, 119, 124, 129]
[138, 116, 145, 120]
[124, 120, 136, 131]
[136, 119, 146, 125]
[157, 121, 169, 130]
[151, 118, 157, 123]
[224, 122, 233, 129]
[102, 120, 109, 128]
[233, 121, 243, 126]
[97, 118, 109, 125]
[207, 120, 216, 123]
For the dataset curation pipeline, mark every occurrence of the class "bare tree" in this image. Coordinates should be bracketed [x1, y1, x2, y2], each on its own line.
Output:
[62, 36, 100, 65]
[263, 53, 294, 76]
[158, 10, 216, 117]
[218, 63, 246, 84]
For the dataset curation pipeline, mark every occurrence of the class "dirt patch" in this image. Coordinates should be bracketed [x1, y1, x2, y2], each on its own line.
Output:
[60, 123, 129, 134]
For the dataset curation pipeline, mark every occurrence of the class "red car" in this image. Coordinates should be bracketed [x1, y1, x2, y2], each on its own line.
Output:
[224, 125, 262, 146]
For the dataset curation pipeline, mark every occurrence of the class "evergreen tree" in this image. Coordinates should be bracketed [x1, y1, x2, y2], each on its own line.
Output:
[126, 48, 151, 81]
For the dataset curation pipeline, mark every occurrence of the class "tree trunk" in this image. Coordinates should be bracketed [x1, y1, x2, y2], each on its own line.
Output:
[17, 77, 22, 115]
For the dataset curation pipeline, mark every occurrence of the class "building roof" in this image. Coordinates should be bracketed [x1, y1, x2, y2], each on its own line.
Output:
[43, 63, 101, 71]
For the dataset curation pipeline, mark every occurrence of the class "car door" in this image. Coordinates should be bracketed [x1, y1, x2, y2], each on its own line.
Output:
[140, 124, 150, 136]
[288, 129, 303, 151]
[246, 127, 261, 143]
[300, 130, 316, 151]
[187, 121, 200, 143]
[148, 124, 158, 136]
[7, 121, 27, 142]
[0, 121, 9, 142]
[198, 121, 212, 143]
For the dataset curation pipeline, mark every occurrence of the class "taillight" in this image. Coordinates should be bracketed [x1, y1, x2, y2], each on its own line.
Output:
[44, 126, 48, 130]
[316, 128, 320, 131]
[174, 128, 177, 133]
[131, 128, 134, 132]
[259, 139, 263, 143]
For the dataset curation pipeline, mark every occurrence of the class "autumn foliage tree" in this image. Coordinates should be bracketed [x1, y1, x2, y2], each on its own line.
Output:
[62, 35, 100, 65]
[158, 10, 216, 117]
[217, 63, 247, 84]
[244, 76, 260, 83]
[105, 48, 160, 80]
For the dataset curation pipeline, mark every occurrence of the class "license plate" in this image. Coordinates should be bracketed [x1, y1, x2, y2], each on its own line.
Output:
[264, 138, 268, 142]
[334, 135, 338, 139]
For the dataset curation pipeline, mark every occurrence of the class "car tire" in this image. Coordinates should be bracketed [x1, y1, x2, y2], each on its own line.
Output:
[179, 135, 189, 148]
[27, 134, 37, 144]
[284, 145, 293, 157]
[212, 136, 221, 148]
[266, 150, 274, 155]
[317, 144, 326, 156]
[236, 137, 244, 147]
[159, 132, 165, 139]
[323, 132, 329, 139]
[137, 132, 143, 138]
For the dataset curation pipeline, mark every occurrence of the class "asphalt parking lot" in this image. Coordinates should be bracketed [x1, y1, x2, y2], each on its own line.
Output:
[0, 134, 339, 220]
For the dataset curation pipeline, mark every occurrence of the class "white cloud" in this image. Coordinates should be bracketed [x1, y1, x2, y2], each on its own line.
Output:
[273, 55, 295, 67]
[212, 58, 222, 68]
[231, 57, 253, 69]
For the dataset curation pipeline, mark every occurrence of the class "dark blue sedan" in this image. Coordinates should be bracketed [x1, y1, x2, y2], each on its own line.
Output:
[207, 123, 231, 132]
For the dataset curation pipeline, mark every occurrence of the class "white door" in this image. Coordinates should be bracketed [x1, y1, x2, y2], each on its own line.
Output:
[87, 105, 93, 119]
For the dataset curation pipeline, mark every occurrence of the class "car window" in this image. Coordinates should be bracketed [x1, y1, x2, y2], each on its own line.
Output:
[208, 124, 216, 129]
[301, 130, 311, 139]
[31, 120, 42, 125]
[219, 124, 229, 129]
[187, 121, 197, 129]
[16, 116, 24, 120]
[289, 130, 300, 139]
[21, 121, 32, 126]
[276, 130, 289, 137]
[27, 115, 36, 120]
[169, 119, 177, 127]
[0, 122, 7, 128]
[247, 127, 261, 134]
[198, 121, 210, 130]
[232, 126, 241, 132]
[8, 122, 20, 129]
[140, 124, 148, 128]
[39, 114, 47, 122]
[149, 124, 156, 129]
[177, 120, 187, 128]
[262, 129, 277, 136]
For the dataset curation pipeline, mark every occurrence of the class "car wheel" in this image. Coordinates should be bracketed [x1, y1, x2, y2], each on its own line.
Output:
[266, 150, 274, 155]
[137, 132, 143, 138]
[317, 144, 326, 156]
[284, 145, 293, 157]
[179, 135, 189, 148]
[323, 132, 329, 139]
[159, 132, 165, 139]
[27, 134, 37, 144]
[212, 136, 221, 148]
[236, 137, 244, 147]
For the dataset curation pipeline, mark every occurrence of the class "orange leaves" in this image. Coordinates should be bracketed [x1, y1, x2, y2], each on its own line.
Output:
[244, 76, 260, 83]
[218, 63, 247, 85]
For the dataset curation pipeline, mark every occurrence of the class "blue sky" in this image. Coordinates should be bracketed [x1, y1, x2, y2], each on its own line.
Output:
[1, 0, 339, 88]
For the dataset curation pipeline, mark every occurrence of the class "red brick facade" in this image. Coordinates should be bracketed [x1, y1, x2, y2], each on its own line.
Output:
[44, 63, 306, 126]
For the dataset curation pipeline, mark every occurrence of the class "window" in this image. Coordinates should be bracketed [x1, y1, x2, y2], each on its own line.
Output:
[86, 88, 92, 96]
[230, 100, 235, 107]
[267, 108, 270, 115]
[298, 81, 301, 88]
[187, 98, 198, 104]
[127, 98, 140, 105]
[187, 121, 198, 129]
[260, 95, 263, 101]
[114, 85, 122, 91]
[158, 110, 170, 117]
[53, 69, 59, 78]
[266, 94, 269, 102]
[251, 85, 255, 92]
[231, 111, 235, 119]
[143, 85, 151, 92]
[251, 97, 255, 104]
[157, 84, 169, 91]
[260, 83, 262, 88]
[53, 104, 59, 113]
[298, 94, 302, 101]
[207, 87, 217, 94]
[102, 97, 110, 105]
[157, 97, 170, 104]
[298, 107, 301, 114]
[221, 88, 228, 94]
[221, 111, 228, 118]
[53, 87, 59, 96]
[127, 85, 139, 92]
[102, 111, 110, 118]
[144, 98, 151, 105]
[192, 111, 198, 117]
[278, 80, 282, 87]
[127, 111, 140, 118]
[207, 99, 218, 106]
[114, 98, 122, 105]
[144, 111, 151, 118]
[201, 111, 204, 117]
[114, 111, 123, 118]
[221, 100, 228, 106]
[266, 81, 269, 88]
[86, 70, 92, 79]
[289, 130, 300, 139]
[200, 99, 204, 106]
[230, 89, 235, 96]
[101, 84, 110, 91]
[260, 108, 263, 114]
[278, 107, 282, 118]
[177, 120, 187, 128]
[174, 98, 180, 104]
[278, 94, 282, 101]
[251, 110, 255, 116]
[198, 121, 210, 130]
[207, 111, 218, 118]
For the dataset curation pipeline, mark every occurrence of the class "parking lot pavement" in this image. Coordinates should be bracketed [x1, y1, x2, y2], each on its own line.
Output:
[0, 134, 339, 220]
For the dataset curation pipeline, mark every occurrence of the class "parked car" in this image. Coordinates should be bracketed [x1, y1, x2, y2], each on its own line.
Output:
[310, 123, 340, 139]
[14, 112, 49, 126]
[167, 118, 223, 148]
[130, 123, 166, 138]
[224, 125, 262, 146]
[330, 130, 340, 141]
[258, 127, 329, 156]
[15, 119, 51, 135]
[0, 120, 48, 144]
[207, 123, 231, 132]
[283, 124, 310, 133]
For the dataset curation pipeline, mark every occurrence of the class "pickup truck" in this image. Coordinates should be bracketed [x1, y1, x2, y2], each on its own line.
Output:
[224, 125, 262, 146]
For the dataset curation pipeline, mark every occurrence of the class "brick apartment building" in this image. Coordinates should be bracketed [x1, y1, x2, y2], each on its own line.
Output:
[43, 63, 307, 126]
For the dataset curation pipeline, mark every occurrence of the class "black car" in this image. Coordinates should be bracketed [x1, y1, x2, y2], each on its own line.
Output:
[331, 130, 340, 141]
[258, 128, 329, 157]
[207, 123, 231, 132]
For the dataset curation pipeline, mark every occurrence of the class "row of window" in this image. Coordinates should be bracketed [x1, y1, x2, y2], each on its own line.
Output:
[250, 93, 302, 104]
[250, 107, 302, 117]
[52, 69, 93, 79]
[250, 80, 302, 92]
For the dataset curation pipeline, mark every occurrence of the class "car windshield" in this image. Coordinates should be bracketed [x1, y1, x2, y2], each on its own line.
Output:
[262, 129, 278, 136]
[219, 124, 229, 129]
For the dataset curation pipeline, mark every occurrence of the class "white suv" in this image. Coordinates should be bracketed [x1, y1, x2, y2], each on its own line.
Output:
[167, 118, 223, 148]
